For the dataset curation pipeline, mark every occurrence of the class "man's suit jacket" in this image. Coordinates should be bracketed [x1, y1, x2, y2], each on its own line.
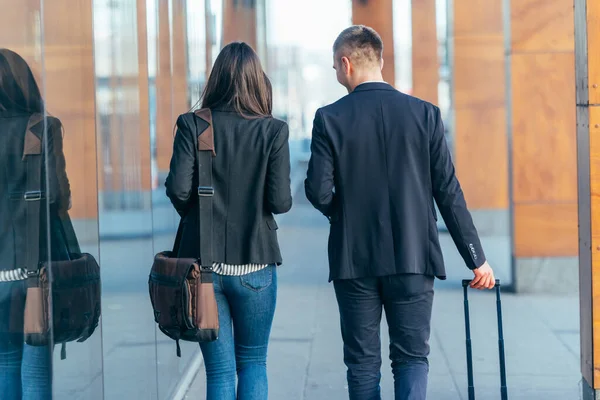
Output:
[305, 82, 485, 281]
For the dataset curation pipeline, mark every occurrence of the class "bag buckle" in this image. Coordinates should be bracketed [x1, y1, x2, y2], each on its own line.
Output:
[26, 270, 39, 278]
[196, 259, 213, 272]
[198, 186, 214, 197]
[24, 191, 42, 201]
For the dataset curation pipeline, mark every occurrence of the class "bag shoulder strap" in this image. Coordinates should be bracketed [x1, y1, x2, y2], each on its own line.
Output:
[22, 113, 45, 276]
[193, 109, 215, 269]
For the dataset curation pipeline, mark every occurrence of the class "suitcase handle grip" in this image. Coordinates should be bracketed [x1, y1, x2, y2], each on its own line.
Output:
[462, 279, 500, 287]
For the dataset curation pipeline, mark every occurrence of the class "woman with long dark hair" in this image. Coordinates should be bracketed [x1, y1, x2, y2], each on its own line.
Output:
[0, 48, 71, 400]
[166, 42, 292, 400]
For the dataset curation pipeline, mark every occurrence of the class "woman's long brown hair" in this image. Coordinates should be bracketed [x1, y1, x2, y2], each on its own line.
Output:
[0, 48, 44, 113]
[201, 42, 272, 118]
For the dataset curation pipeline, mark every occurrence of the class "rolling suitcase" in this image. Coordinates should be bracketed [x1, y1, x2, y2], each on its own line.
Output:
[462, 279, 508, 400]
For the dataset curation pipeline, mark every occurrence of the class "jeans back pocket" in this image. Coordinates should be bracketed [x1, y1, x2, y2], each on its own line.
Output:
[240, 266, 274, 292]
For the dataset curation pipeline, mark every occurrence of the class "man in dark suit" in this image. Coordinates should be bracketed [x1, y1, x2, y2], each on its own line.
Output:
[305, 25, 496, 400]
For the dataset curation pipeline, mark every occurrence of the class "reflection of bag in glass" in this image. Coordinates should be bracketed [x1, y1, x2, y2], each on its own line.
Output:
[148, 109, 219, 357]
[17, 114, 101, 358]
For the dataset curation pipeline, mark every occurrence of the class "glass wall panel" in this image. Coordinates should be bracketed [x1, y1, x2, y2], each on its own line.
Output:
[0, 2, 54, 400]
[0, 0, 104, 399]
[150, 0, 205, 397]
[44, 1, 104, 398]
[93, 0, 158, 398]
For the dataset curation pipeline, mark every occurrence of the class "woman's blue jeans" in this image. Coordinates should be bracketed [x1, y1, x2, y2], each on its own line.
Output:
[0, 282, 52, 400]
[200, 265, 277, 400]
[0, 336, 51, 400]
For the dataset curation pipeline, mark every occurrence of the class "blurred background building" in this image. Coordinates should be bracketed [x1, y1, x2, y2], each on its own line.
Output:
[1, 0, 598, 398]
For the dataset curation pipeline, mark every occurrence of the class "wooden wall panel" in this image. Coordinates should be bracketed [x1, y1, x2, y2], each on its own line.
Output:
[576, 0, 599, 388]
[222, 0, 257, 50]
[511, 53, 577, 203]
[454, 0, 502, 35]
[411, 0, 438, 104]
[0, 0, 43, 69]
[352, 0, 395, 87]
[511, 0, 574, 52]
[514, 203, 578, 257]
[591, 109, 600, 234]
[454, 107, 508, 209]
[587, 5, 600, 383]
[453, 0, 506, 211]
[510, 0, 576, 263]
[0, 1, 98, 219]
[588, 1, 600, 107]
[453, 35, 505, 108]
[172, 0, 189, 116]
[43, 1, 97, 219]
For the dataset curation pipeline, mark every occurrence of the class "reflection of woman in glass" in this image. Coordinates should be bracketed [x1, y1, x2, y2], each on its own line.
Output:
[166, 42, 292, 400]
[0, 48, 71, 399]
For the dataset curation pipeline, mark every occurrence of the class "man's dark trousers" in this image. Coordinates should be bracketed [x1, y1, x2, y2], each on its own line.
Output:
[333, 273, 434, 400]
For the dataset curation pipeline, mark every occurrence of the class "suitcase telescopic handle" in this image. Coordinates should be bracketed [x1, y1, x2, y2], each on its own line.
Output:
[461, 279, 508, 400]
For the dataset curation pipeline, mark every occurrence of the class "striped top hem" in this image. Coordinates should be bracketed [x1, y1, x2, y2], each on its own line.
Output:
[212, 263, 269, 276]
[0, 268, 28, 282]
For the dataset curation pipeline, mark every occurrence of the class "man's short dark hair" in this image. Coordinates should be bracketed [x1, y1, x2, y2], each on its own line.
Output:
[333, 25, 383, 67]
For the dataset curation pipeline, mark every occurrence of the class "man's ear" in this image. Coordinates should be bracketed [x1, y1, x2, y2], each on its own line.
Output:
[342, 57, 351, 74]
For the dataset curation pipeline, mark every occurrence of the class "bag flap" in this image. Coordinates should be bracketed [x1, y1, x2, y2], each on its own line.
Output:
[151, 252, 197, 286]
[50, 253, 100, 281]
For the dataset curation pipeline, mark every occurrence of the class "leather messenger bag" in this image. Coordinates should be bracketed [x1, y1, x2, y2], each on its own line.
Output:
[148, 109, 219, 357]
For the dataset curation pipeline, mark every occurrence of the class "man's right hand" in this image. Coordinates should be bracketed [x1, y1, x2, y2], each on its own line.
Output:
[471, 261, 495, 289]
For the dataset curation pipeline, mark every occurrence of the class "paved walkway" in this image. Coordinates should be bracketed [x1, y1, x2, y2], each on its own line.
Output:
[185, 189, 582, 399]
